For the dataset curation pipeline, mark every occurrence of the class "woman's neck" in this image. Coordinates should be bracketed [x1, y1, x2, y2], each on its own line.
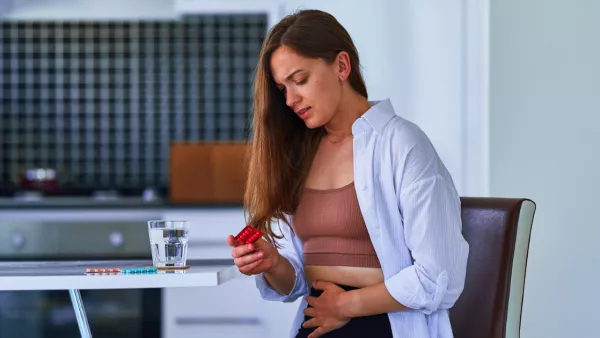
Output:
[324, 93, 371, 141]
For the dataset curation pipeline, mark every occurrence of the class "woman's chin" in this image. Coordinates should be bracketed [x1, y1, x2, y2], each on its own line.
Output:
[303, 117, 322, 129]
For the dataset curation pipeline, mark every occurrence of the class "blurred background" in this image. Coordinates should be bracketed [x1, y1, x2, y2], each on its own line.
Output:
[0, 0, 598, 337]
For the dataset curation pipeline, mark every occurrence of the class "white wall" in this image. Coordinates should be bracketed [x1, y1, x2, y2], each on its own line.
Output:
[394, 1, 467, 196]
[0, 0, 14, 16]
[3, 0, 177, 20]
[490, 1, 600, 337]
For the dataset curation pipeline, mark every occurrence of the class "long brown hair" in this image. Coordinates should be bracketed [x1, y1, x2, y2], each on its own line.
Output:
[244, 9, 368, 247]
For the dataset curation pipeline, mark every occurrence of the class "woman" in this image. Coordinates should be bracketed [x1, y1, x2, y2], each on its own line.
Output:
[227, 9, 469, 338]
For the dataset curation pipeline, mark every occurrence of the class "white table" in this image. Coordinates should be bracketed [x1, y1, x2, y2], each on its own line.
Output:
[0, 259, 240, 338]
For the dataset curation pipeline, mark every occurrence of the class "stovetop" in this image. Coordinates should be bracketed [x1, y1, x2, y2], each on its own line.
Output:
[0, 181, 168, 207]
[0, 179, 167, 197]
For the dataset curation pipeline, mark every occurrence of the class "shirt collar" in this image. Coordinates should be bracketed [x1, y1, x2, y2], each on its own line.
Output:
[352, 98, 396, 135]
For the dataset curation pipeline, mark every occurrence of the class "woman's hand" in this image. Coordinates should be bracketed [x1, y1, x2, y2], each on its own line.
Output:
[227, 235, 280, 276]
[302, 281, 351, 338]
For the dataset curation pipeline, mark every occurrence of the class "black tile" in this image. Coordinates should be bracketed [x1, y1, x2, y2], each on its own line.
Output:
[0, 14, 266, 190]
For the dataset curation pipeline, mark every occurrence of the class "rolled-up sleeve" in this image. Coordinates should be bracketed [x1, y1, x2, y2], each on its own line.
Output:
[384, 124, 469, 315]
[255, 216, 309, 303]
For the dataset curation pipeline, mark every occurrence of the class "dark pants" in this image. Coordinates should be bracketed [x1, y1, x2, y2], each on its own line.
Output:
[295, 284, 393, 338]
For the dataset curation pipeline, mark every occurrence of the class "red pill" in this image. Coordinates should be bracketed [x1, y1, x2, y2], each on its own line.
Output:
[234, 225, 263, 244]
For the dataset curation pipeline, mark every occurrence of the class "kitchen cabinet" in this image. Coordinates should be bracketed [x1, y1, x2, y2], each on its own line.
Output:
[162, 208, 245, 259]
[163, 275, 302, 338]
[161, 208, 301, 338]
[163, 276, 267, 338]
[169, 143, 249, 205]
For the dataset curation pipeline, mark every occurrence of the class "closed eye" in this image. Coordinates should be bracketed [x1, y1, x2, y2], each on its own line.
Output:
[275, 84, 286, 93]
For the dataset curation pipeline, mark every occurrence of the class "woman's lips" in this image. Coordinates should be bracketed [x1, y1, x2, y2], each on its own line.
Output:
[298, 107, 311, 119]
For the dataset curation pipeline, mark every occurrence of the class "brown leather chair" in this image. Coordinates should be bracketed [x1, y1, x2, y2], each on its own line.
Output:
[450, 198, 536, 338]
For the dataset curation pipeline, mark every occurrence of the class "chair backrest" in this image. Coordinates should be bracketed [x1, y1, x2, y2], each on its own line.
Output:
[450, 197, 536, 338]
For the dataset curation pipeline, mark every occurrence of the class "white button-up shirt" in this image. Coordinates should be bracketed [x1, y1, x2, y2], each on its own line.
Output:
[255, 99, 469, 338]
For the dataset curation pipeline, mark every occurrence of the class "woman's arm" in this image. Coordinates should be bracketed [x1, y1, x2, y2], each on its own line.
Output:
[383, 123, 469, 315]
[335, 281, 408, 317]
[255, 215, 310, 302]
[263, 254, 297, 295]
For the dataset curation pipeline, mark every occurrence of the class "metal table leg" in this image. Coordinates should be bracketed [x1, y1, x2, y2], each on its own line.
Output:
[69, 289, 93, 338]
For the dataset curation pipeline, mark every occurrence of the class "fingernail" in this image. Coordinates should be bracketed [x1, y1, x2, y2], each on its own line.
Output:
[247, 244, 252, 250]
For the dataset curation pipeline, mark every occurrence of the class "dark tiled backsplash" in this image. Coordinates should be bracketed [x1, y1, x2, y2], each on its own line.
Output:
[0, 15, 266, 191]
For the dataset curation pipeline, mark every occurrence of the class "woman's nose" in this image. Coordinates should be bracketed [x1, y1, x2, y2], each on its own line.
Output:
[285, 88, 300, 108]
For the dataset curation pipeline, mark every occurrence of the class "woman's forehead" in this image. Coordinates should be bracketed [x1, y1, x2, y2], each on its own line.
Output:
[270, 46, 318, 84]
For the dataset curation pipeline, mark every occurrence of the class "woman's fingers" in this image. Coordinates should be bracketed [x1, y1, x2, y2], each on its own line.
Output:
[303, 307, 316, 317]
[228, 234, 273, 275]
[231, 242, 255, 258]
[233, 251, 263, 268]
[239, 258, 263, 275]
[302, 317, 319, 329]
[226, 235, 238, 247]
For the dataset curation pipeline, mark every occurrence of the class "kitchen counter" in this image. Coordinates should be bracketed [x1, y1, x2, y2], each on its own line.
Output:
[0, 258, 241, 338]
[0, 258, 238, 290]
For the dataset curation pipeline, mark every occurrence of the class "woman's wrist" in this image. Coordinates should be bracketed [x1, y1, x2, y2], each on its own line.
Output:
[263, 253, 297, 295]
[264, 251, 283, 276]
[337, 289, 360, 319]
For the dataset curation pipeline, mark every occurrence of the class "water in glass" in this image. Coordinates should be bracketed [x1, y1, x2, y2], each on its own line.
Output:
[147, 220, 189, 268]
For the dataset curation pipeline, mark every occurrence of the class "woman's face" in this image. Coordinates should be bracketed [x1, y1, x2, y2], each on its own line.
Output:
[270, 45, 347, 129]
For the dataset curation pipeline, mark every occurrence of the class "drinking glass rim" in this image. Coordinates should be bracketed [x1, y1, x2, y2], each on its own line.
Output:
[147, 220, 189, 228]
[148, 219, 188, 222]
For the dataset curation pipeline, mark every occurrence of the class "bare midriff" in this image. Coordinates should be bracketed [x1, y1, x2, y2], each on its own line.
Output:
[305, 265, 384, 288]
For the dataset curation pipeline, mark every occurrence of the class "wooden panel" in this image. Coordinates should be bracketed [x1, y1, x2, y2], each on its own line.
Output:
[170, 143, 249, 204]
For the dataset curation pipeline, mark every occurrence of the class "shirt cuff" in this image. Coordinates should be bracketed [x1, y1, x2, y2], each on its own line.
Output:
[254, 258, 308, 303]
[384, 264, 449, 315]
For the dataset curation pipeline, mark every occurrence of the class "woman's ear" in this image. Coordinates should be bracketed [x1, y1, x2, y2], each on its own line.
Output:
[336, 51, 352, 82]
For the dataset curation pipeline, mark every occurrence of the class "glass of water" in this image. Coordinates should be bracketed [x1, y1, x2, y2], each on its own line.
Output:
[147, 220, 189, 268]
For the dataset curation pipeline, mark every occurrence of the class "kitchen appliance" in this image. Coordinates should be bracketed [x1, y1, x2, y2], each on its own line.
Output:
[0, 212, 162, 338]
[19, 168, 60, 191]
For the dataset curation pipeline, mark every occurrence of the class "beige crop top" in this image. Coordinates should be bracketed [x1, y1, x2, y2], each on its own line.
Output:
[291, 182, 381, 268]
